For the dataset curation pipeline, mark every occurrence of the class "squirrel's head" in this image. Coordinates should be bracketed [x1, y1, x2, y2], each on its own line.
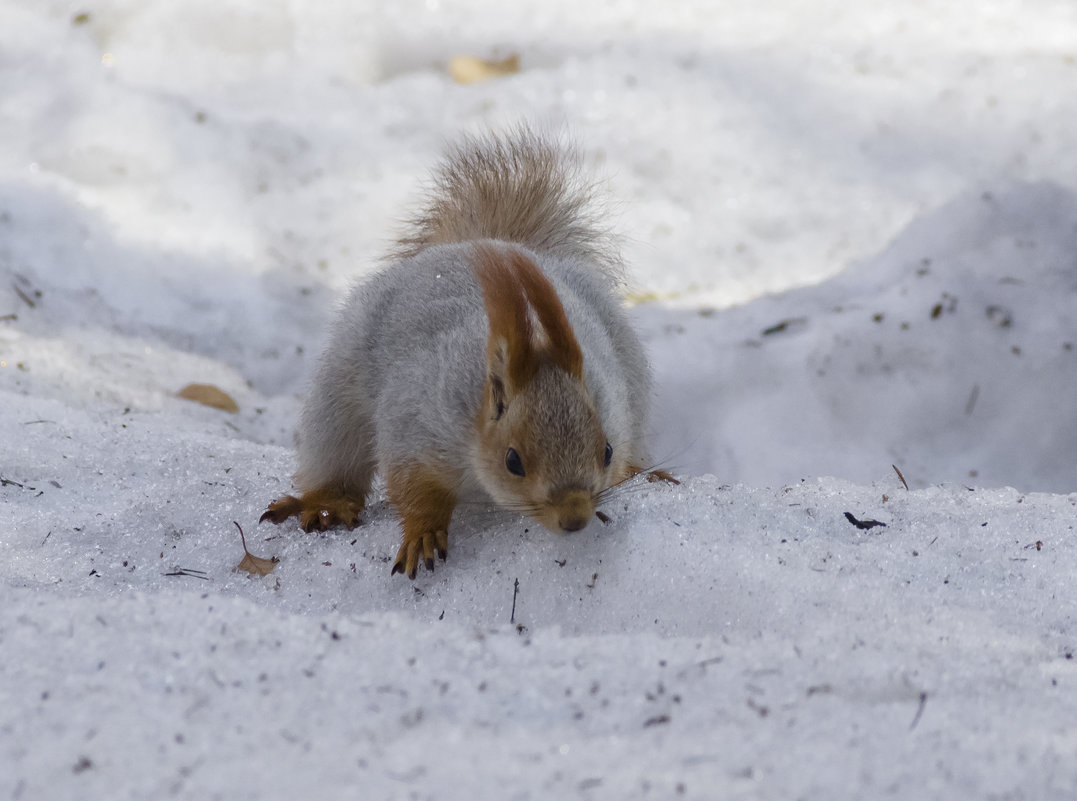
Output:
[472, 244, 621, 533]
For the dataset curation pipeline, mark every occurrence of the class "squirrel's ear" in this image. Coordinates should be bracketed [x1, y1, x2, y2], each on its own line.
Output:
[474, 244, 537, 393]
[506, 249, 583, 380]
[474, 243, 584, 388]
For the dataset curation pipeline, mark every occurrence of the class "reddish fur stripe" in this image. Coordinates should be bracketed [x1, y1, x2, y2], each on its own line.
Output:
[507, 250, 584, 380]
[473, 243, 535, 390]
[472, 243, 583, 386]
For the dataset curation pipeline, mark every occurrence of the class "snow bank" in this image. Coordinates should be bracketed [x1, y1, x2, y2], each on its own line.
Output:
[648, 182, 1077, 491]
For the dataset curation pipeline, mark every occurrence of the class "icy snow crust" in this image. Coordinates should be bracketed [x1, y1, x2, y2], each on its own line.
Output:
[2, 2, 1077, 799]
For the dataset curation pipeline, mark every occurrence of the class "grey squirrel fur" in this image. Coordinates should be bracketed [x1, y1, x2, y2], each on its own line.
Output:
[262, 128, 662, 577]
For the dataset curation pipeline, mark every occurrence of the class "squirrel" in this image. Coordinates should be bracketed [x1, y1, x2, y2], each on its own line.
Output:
[261, 127, 675, 578]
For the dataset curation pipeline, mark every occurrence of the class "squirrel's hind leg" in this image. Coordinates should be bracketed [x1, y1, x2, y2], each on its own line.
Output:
[266, 357, 376, 533]
[386, 465, 457, 579]
[260, 488, 366, 532]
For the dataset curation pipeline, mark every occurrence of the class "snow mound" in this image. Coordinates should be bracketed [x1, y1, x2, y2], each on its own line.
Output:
[649, 182, 1077, 492]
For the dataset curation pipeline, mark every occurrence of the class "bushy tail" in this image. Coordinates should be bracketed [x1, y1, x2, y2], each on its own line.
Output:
[393, 127, 619, 273]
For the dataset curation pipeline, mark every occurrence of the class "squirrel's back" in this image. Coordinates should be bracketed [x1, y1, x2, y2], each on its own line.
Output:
[392, 127, 619, 274]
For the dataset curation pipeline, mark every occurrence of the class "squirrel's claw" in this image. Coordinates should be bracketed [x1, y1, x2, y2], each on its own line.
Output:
[645, 469, 680, 485]
[391, 529, 449, 579]
[259, 496, 301, 525]
[260, 491, 364, 532]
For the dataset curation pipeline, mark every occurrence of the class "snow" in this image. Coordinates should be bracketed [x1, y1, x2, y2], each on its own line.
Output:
[2, 2, 1076, 799]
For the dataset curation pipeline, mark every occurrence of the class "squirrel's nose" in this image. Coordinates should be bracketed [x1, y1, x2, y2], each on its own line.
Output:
[551, 488, 594, 533]
[559, 515, 589, 533]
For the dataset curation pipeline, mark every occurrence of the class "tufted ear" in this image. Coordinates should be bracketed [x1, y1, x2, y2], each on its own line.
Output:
[506, 249, 583, 381]
[473, 243, 583, 406]
[474, 243, 535, 401]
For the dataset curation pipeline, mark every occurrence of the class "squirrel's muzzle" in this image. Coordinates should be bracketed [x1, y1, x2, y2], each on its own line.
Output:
[549, 488, 595, 533]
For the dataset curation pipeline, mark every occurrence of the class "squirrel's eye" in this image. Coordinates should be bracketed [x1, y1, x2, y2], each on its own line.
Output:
[604, 441, 613, 468]
[505, 447, 525, 477]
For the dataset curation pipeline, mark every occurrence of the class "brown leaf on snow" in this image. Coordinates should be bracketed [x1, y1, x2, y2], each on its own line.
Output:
[177, 383, 239, 413]
[233, 521, 278, 576]
[449, 53, 520, 85]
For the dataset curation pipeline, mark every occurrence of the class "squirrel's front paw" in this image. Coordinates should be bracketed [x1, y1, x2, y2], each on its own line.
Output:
[622, 466, 681, 486]
[645, 469, 680, 485]
[259, 489, 364, 532]
[391, 529, 448, 579]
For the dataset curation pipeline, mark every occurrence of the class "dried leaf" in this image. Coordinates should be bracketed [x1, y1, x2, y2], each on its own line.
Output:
[233, 521, 278, 576]
[449, 53, 520, 85]
[177, 383, 238, 413]
[237, 551, 277, 576]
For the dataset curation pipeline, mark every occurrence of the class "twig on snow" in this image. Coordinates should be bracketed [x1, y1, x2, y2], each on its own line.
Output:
[844, 512, 887, 531]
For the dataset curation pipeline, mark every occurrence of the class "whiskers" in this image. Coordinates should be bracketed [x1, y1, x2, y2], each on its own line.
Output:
[452, 496, 547, 525]
[594, 476, 649, 506]
[452, 459, 681, 530]
[633, 450, 684, 481]
[493, 499, 549, 517]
